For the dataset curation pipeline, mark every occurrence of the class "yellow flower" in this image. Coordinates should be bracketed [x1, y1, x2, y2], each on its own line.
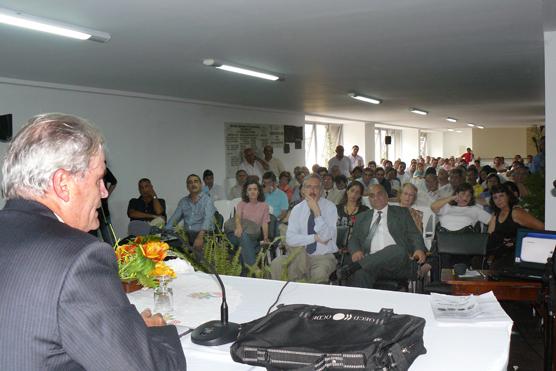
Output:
[140, 241, 169, 262]
[150, 262, 176, 278]
[115, 244, 137, 262]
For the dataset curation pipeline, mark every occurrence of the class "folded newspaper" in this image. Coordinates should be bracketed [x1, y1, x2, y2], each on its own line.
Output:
[430, 291, 512, 326]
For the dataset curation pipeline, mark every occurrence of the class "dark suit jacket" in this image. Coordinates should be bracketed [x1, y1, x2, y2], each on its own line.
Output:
[0, 199, 186, 370]
[348, 205, 426, 255]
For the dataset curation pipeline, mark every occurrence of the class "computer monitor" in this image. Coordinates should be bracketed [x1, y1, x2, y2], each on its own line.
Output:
[514, 228, 556, 270]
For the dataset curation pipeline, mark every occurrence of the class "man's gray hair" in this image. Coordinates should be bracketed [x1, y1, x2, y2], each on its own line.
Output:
[1, 113, 104, 199]
[302, 173, 322, 188]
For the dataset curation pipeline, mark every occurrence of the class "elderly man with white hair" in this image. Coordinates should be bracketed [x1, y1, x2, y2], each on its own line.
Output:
[0, 113, 186, 370]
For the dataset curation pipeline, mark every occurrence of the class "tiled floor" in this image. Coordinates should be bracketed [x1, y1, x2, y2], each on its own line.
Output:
[503, 301, 544, 371]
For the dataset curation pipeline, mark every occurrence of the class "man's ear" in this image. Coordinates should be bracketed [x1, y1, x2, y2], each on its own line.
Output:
[51, 169, 71, 202]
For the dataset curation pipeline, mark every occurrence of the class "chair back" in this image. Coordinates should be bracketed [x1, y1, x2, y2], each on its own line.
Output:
[412, 205, 436, 250]
[436, 230, 488, 256]
[214, 199, 233, 220]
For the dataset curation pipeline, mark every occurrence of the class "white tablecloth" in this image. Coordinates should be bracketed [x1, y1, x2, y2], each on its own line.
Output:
[128, 272, 513, 371]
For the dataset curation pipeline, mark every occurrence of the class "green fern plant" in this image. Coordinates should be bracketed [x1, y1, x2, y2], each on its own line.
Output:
[244, 236, 284, 279]
[522, 171, 545, 221]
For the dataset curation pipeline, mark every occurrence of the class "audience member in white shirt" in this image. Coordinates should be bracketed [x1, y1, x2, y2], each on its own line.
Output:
[202, 169, 226, 200]
[239, 147, 265, 180]
[228, 169, 247, 200]
[327, 145, 352, 177]
[348, 145, 365, 169]
[270, 174, 338, 283]
[415, 173, 441, 207]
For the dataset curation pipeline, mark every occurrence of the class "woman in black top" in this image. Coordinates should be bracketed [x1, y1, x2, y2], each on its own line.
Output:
[487, 183, 544, 269]
[337, 181, 369, 247]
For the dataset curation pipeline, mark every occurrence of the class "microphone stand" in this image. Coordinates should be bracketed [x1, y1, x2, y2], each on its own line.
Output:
[155, 227, 240, 346]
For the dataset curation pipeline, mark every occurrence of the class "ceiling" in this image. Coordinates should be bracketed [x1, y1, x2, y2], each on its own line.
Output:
[0, 0, 551, 130]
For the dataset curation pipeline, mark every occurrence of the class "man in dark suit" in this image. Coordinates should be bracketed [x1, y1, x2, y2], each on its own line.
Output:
[345, 184, 426, 288]
[0, 113, 186, 370]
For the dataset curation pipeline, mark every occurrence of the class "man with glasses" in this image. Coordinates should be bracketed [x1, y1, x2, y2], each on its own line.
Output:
[270, 174, 338, 283]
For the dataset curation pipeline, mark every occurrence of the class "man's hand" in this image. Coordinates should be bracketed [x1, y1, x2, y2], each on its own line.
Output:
[193, 234, 204, 250]
[412, 249, 426, 264]
[351, 251, 364, 262]
[141, 309, 166, 327]
[315, 234, 330, 245]
[305, 195, 321, 217]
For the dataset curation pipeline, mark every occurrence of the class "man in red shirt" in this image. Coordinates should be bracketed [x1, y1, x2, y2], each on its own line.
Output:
[461, 147, 474, 164]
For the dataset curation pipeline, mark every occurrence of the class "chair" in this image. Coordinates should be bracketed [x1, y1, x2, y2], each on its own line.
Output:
[214, 199, 233, 220]
[424, 229, 489, 294]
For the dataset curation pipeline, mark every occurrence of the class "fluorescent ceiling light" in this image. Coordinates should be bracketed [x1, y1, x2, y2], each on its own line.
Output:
[447, 129, 455, 132]
[348, 93, 382, 105]
[446, 117, 457, 123]
[203, 58, 282, 81]
[455, 130, 463, 133]
[0, 7, 110, 42]
[467, 123, 475, 127]
[476, 125, 485, 129]
[410, 108, 428, 116]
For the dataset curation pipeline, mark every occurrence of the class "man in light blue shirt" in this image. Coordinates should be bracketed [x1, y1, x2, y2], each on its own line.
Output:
[166, 174, 216, 249]
[262, 172, 289, 222]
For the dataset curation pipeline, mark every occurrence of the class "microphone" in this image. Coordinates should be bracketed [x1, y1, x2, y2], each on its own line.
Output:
[154, 227, 240, 346]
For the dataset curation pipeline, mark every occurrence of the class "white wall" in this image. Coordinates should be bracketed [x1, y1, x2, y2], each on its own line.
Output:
[545, 30, 556, 228]
[0, 79, 305, 237]
[364, 123, 375, 165]
[400, 127, 419, 162]
[428, 131, 444, 158]
[442, 128, 472, 158]
[342, 121, 366, 163]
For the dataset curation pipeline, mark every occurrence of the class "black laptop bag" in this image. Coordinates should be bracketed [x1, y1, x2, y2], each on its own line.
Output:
[230, 304, 427, 370]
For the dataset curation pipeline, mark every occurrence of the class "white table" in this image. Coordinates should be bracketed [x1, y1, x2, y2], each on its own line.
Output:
[128, 272, 513, 371]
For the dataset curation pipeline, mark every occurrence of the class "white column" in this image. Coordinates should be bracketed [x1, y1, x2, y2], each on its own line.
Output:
[545, 30, 556, 228]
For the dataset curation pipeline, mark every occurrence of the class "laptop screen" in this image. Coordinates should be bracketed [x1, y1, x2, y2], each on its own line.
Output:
[514, 228, 556, 269]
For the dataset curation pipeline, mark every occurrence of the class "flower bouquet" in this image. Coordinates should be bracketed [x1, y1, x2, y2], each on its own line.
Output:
[115, 236, 176, 289]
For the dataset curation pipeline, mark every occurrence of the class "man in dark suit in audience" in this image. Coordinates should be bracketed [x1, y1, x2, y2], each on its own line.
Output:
[0, 113, 186, 370]
[344, 184, 426, 288]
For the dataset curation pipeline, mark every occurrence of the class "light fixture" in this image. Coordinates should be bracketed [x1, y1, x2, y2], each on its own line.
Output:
[348, 93, 382, 105]
[476, 125, 485, 129]
[447, 129, 455, 132]
[0, 7, 110, 42]
[410, 108, 428, 116]
[467, 123, 475, 127]
[446, 117, 457, 123]
[455, 130, 463, 133]
[203, 58, 282, 81]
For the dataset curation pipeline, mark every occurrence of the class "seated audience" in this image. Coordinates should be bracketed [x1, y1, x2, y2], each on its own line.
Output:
[493, 156, 507, 173]
[228, 178, 270, 268]
[317, 166, 328, 178]
[367, 160, 377, 171]
[412, 162, 425, 178]
[386, 167, 401, 198]
[127, 178, 167, 222]
[399, 183, 423, 233]
[466, 166, 483, 199]
[437, 168, 449, 188]
[261, 144, 285, 177]
[510, 165, 530, 198]
[166, 174, 216, 249]
[291, 167, 310, 204]
[478, 173, 501, 209]
[487, 183, 544, 269]
[397, 161, 411, 185]
[322, 173, 345, 205]
[335, 175, 348, 191]
[229, 169, 248, 199]
[438, 167, 465, 198]
[350, 165, 363, 181]
[311, 163, 320, 174]
[341, 185, 426, 288]
[356, 167, 377, 196]
[375, 167, 394, 198]
[330, 165, 342, 179]
[337, 181, 369, 243]
[270, 174, 338, 283]
[202, 169, 226, 201]
[278, 171, 294, 202]
[431, 183, 492, 232]
[263, 171, 289, 223]
[239, 147, 265, 179]
[415, 173, 441, 207]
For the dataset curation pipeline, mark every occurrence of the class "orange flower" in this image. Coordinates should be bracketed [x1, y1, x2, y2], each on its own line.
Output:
[115, 244, 137, 262]
[150, 261, 176, 278]
[140, 241, 169, 262]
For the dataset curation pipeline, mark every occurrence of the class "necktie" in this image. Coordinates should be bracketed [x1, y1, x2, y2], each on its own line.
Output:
[306, 211, 317, 254]
[325, 191, 329, 198]
[366, 211, 382, 252]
